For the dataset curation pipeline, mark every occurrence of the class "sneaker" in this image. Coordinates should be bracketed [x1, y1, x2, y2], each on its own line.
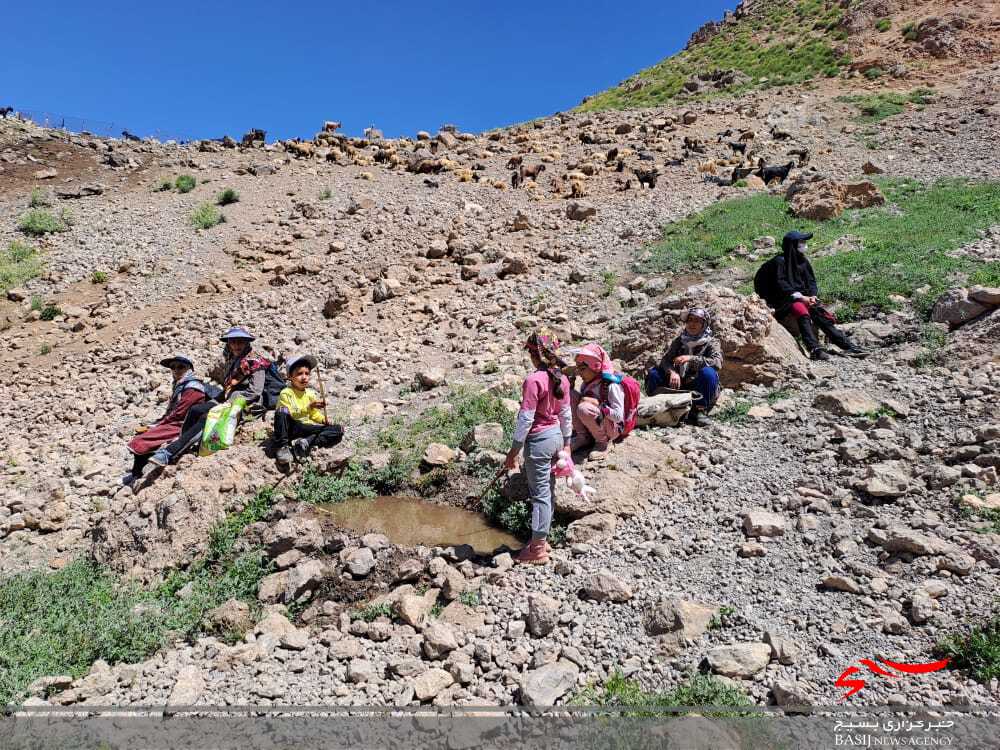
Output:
[291, 438, 312, 459]
[687, 410, 711, 428]
[276, 446, 293, 466]
[810, 348, 831, 361]
[842, 343, 867, 358]
[121, 472, 136, 487]
[148, 448, 171, 467]
[515, 539, 549, 565]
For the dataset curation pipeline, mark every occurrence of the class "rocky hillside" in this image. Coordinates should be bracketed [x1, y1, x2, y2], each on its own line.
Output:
[0, 4, 999, 715]
[579, 0, 999, 111]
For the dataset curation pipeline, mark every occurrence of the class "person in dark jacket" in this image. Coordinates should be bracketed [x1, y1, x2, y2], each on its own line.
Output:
[122, 355, 207, 486]
[757, 230, 864, 361]
[644, 307, 722, 427]
[148, 326, 272, 467]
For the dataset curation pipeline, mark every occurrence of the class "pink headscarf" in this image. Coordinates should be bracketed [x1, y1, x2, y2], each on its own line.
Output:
[574, 343, 614, 375]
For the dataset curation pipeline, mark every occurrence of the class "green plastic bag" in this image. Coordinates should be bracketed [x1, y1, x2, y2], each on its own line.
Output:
[199, 396, 247, 456]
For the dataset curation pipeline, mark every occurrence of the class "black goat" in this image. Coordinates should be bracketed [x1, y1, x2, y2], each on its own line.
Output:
[728, 141, 747, 155]
[633, 166, 659, 189]
[757, 161, 795, 184]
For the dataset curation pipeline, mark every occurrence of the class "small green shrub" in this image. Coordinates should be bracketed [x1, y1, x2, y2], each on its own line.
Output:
[913, 324, 948, 369]
[875, 18, 891, 32]
[0, 241, 43, 292]
[570, 672, 752, 716]
[39, 304, 62, 321]
[319, 188, 333, 201]
[351, 602, 394, 622]
[154, 177, 174, 192]
[175, 175, 196, 193]
[29, 188, 51, 208]
[18, 209, 66, 236]
[864, 66, 885, 80]
[765, 387, 792, 404]
[190, 202, 224, 230]
[39, 343, 52, 355]
[935, 616, 1000, 683]
[600, 270, 619, 296]
[459, 590, 481, 607]
[715, 399, 752, 425]
[904, 29, 918, 41]
[216, 188, 239, 206]
[30, 295, 43, 311]
[90, 270, 108, 284]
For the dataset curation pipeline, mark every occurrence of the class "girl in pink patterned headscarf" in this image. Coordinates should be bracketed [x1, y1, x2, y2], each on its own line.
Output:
[570, 343, 624, 456]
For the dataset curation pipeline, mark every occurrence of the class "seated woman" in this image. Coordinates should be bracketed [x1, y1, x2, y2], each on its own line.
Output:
[570, 343, 624, 456]
[122, 355, 207, 486]
[755, 230, 864, 361]
[148, 326, 272, 467]
[273, 354, 344, 468]
[644, 307, 722, 427]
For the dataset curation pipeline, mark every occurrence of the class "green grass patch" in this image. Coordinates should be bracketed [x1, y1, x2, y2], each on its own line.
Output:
[154, 177, 173, 192]
[175, 175, 196, 193]
[190, 202, 224, 230]
[644, 179, 1000, 320]
[39, 304, 62, 321]
[0, 487, 275, 705]
[578, 0, 846, 111]
[216, 188, 239, 206]
[839, 88, 934, 123]
[459, 590, 481, 607]
[765, 387, 793, 404]
[875, 18, 891, 32]
[351, 602, 394, 622]
[0, 241, 43, 293]
[319, 188, 333, 201]
[18, 209, 67, 236]
[29, 188, 51, 208]
[715, 399, 752, 425]
[90, 270, 108, 284]
[935, 616, 1000, 683]
[571, 672, 752, 716]
[600, 270, 619, 296]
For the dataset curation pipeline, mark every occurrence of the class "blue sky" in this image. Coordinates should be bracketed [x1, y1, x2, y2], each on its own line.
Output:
[2, 0, 734, 141]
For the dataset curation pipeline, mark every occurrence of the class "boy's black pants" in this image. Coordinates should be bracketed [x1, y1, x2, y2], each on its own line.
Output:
[273, 411, 343, 450]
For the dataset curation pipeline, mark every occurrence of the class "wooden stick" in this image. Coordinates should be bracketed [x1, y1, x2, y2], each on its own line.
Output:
[314, 362, 330, 424]
[475, 465, 507, 505]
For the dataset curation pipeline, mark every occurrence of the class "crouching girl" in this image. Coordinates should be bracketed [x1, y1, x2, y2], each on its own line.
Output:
[570, 343, 624, 457]
[503, 330, 572, 565]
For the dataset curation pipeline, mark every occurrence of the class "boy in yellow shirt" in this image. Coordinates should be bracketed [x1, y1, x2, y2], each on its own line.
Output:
[274, 355, 344, 467]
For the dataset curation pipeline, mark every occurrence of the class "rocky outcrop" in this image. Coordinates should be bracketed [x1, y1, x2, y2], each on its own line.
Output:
[610, 284, 809, 387]
[931, 286, 998, 329]
[785, 177, 885, 220]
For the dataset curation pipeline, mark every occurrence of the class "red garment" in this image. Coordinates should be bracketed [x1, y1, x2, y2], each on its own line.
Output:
[128, 388, 207, 455]
[788, 301, 811, 318]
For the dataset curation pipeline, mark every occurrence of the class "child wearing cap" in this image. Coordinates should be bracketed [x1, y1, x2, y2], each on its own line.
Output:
[274, 355, 344, 467]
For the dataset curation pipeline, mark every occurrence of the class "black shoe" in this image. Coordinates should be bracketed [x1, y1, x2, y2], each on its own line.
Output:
[810, 348, 831, 361]
[291, 438, 312, 460]
[687, 409, 710, 427]
[841, 342, 867, 358]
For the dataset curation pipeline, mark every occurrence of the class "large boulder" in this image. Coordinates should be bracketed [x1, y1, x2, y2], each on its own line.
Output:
[931, 288, 991, 328]
[518, 660, 579, 706]
[91, 444, 294, 578]
[785, 177, 884, 220]
[609, 284, 808, 387]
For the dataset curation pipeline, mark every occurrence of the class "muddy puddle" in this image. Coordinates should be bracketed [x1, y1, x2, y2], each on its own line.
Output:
[315, 496, 520, 554]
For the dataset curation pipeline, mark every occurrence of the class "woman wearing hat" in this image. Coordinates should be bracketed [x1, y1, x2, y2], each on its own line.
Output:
[122, 355, 207, 486]
[502, 330, 572, 565]
[755, 231, 864, 361]
[644, 307, 723, 427]
[149, 326, 275, 467]
[273, 354, 344, 468]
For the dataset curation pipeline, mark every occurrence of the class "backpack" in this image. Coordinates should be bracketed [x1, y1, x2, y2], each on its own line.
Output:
[261, 361, 286, 410]
[753, 255, 781, 305]
[600, 372, 642, 441]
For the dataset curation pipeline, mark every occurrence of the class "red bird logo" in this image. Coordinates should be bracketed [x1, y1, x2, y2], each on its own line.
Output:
[835, 658, 950, 699]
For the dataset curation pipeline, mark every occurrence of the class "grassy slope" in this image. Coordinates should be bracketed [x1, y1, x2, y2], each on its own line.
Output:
[643, 178, 1000, 320]
[579, 0, 849, 112]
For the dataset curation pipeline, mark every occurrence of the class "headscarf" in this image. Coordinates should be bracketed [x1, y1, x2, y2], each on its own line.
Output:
[525, 330, 566, 399]
[573, 343, 615, 376]
[781, 232, 812, 291]
[680, 307, 714, 353]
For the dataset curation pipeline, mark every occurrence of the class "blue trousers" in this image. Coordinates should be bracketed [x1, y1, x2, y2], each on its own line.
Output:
[645, 366, 719, 413]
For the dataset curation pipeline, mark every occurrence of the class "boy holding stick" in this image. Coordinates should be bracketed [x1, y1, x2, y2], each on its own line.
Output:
[274, 354, 344, 468]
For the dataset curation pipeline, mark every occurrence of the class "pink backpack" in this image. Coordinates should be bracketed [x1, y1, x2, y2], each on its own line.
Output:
[600, 373, 642, 441]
